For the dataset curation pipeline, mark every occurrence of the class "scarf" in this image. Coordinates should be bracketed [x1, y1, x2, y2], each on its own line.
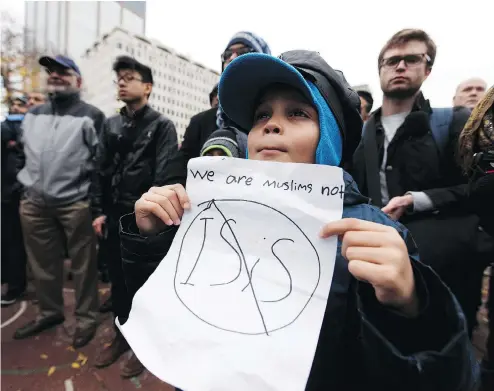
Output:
[459, 85, 494, 172]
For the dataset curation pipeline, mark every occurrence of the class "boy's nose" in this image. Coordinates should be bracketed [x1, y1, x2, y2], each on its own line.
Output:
[263, 120, 282, 135]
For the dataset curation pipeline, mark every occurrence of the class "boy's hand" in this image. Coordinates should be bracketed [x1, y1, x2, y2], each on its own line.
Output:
[135, 184, 191, 235]
[320, 218, 419, 317]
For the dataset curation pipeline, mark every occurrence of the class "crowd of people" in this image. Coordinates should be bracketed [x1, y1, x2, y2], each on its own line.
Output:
[1, 27, 493, 390]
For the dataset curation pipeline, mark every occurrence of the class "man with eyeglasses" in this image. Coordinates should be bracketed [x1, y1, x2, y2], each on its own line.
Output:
[13, 55, 105, 347]
[352, 29, 494, 338]
[160, 32, 271, 187]
[91, 56, 178, 378]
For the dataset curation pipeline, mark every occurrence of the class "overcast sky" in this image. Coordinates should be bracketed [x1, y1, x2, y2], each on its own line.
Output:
[3, 0, 494, 107]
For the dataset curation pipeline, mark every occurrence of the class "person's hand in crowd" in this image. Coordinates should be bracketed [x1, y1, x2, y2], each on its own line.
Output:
[92, 215, 107, 238]
[381, 194, 413, 221]
[320, 218, 419, 317]
[135, 184, 191, 235]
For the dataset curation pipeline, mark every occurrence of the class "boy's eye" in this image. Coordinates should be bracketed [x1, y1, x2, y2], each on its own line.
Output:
[253, 111, 270, 122]
[289, 109, 309, 118]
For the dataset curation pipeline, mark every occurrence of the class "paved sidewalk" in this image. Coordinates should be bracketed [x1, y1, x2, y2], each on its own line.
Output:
[1, 285, 174, 391]
[1, 273, 490, 391]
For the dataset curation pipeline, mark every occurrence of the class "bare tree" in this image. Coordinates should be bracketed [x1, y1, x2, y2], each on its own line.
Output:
[1, 11, 43, 106]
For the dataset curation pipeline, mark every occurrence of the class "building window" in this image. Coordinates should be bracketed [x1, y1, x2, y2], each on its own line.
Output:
[117, 42, 122, 49]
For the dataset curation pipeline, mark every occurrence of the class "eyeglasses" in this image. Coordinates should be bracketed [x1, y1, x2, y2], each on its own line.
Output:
[221, 47, 255, 62]
[45, 67, 74, 76]
[380, 53, 431, 69]
[113, 74, 144, 84]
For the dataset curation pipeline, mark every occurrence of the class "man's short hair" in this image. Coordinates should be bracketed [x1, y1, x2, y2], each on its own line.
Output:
[113, 56, 153, 84]
[209, 84, 218, 105]
[357, 90, 373, 113]
[378, 29, 437, 70]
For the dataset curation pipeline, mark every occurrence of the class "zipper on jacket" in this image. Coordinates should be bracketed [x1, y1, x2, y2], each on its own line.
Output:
[40, 116, 59, 205]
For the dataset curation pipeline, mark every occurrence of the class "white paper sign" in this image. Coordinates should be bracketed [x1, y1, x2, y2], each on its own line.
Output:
[118, 157, 345, 391]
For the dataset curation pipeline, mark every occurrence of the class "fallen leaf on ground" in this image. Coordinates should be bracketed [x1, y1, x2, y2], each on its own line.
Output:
[47, 366, 56, 376]
[76, 352, 88, 366]
[71, 362, 80, 369]
[40, 354, 48, 360]
[66, 346, 75, 352]
[104, 342, 111, 348]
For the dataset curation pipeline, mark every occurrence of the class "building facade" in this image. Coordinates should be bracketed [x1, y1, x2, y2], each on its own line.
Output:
[80, 27, 220, 142]
[24, 1, 146, 60]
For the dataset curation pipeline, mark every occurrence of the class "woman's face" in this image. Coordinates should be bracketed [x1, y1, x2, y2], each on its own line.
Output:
[248, 85, 320, 164]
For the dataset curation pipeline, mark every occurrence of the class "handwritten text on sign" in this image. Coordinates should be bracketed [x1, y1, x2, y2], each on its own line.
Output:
[189, 167, 345, 198]
[119, 157, 345, 391]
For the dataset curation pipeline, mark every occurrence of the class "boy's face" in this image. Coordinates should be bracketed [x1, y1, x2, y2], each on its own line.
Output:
[204, 149, 228, 157]
[248, 85, 319, 164]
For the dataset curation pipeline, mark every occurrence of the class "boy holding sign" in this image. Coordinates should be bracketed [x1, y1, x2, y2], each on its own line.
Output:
[121, 51, 478, 390]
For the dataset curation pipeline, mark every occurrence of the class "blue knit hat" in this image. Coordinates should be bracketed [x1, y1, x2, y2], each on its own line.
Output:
[218, 51, 363, 167]
[225, 31, 271, 55]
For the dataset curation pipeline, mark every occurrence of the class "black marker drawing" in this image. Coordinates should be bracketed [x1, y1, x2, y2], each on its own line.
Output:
[174, 199, 320, 336]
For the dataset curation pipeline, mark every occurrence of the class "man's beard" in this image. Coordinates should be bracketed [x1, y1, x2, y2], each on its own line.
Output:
[47, 83, 78, 96]
[383, 84, 420, 100]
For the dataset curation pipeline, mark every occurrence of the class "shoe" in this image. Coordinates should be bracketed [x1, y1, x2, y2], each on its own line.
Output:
[1, 291, 23, 307]
[13, 316, 65, 339]
[121, 351, 145, 378]
[73, 325, 97, 348]
[99, 296, 113, 313]
[94, 332, 130, 368]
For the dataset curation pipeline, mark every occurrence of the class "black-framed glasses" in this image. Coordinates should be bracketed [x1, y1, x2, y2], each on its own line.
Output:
[113, 74, 144, 84]
[381, 53, 431, 69]
[45, 67, 74, 76]
[221, 47, 255, 62]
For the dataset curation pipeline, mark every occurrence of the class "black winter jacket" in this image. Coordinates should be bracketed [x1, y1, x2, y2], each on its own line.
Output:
[1, 115, 24, 202]
[91, 105, 178, 217]
[469, 172, 494, 237]
[160, 107, 218, 188]
[352, 93, 472, 209]
[118, 172, 479, 391]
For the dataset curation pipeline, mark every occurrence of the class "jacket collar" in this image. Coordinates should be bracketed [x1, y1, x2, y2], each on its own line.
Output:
[49, 90, 81, 109]
[372, 91, 432, 122]
[120, 104, 149, 120]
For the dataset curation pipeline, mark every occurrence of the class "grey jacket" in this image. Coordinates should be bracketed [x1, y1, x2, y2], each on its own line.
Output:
[17, 92, 105, 206]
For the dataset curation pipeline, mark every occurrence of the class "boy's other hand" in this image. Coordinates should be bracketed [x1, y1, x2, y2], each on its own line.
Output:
[135, 184, 190, 235]
[320, 218, 419, 317]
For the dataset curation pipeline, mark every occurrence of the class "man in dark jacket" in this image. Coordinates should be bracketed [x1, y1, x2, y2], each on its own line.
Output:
[352, 29, 494, 336]
[91, 56, 178, 378]
[161, 32, 271, 187]
[1, 96, 28, 306]
[13, 56, 105, 348]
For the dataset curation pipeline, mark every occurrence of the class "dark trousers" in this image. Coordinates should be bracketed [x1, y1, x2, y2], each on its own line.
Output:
[106, 204, 134, 328]
[1, 199, 27, 295]
[486, 270, 494, 363]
